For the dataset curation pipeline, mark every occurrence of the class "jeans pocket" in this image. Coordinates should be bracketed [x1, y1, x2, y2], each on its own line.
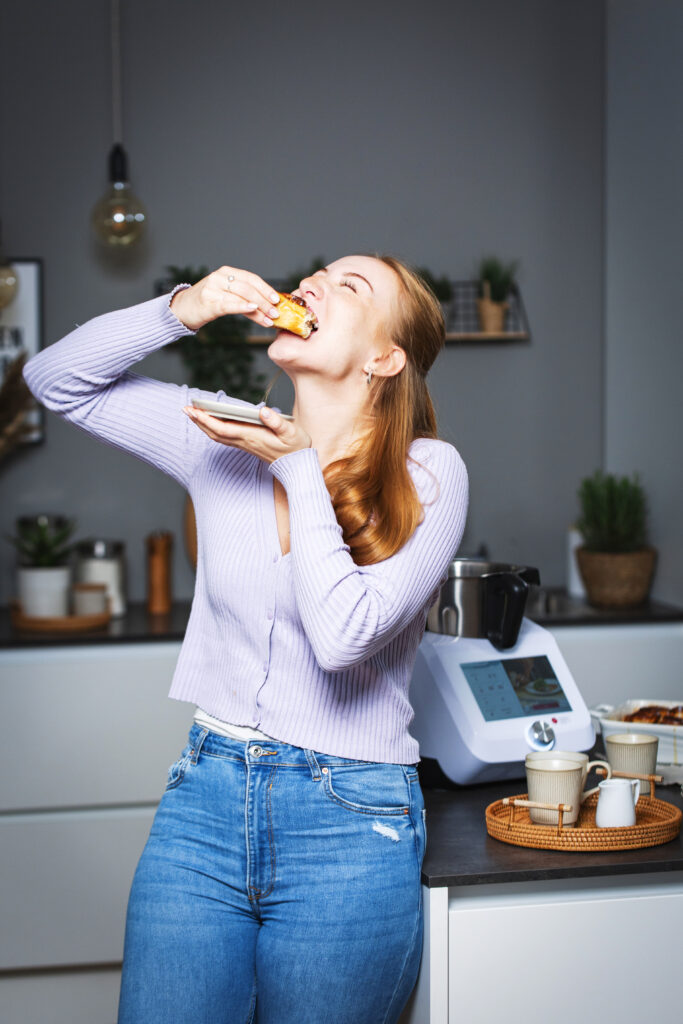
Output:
[165, 743, 193, 791]
[321, 764, 411, 815]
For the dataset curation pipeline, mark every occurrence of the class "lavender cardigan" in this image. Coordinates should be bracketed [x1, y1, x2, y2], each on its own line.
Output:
[23, 291, 468, 762]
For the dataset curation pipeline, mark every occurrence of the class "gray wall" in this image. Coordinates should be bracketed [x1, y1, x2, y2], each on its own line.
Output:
[0, 0, 605, 604]
[605, 0, 683, 604]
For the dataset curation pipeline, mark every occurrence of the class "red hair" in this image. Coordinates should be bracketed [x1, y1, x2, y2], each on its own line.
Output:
[323, 255, 445, 565]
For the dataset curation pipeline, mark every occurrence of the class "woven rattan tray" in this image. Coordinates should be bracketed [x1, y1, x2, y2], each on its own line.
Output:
[486, 774, 681, 852]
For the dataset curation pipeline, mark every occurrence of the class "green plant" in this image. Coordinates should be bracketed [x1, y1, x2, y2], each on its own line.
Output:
[5, 514, 77, 567]
[162, 265, 267, 401]
[477, 256, 519, 303]
[416, 268, 454, 304]
[279, 256, 327, 294]
[576, 470, 648, 553]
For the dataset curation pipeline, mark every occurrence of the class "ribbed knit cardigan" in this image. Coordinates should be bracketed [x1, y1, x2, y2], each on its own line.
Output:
[22, 290, 469, 763]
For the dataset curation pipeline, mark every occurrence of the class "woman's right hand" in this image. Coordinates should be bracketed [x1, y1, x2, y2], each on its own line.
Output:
[169, 266, 282, 332]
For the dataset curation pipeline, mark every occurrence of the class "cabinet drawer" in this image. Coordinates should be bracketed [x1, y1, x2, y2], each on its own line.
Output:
[0, 644, 193, 811]
[0, 807, 155, 969]
[448, 875, 683, 1023]
[0, 967, 122, 1024]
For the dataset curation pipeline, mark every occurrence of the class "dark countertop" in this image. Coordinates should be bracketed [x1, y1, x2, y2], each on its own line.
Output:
[0, 601, 192, 648]
[525, 587, 683, 627]
[2, 590, 682, 648]
[419, 766, 683, 888]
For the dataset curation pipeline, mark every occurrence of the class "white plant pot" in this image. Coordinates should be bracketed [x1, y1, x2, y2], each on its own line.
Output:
[17, 566, 72, 617]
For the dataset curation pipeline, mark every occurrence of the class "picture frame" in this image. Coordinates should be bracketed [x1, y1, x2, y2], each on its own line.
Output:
[0, 257, 44, 444]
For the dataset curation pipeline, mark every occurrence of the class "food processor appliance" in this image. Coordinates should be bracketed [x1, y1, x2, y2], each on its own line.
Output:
[409, 560, 595, 784]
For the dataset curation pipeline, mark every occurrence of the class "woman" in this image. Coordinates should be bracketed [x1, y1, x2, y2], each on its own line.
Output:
[23, 254, 468, 1024]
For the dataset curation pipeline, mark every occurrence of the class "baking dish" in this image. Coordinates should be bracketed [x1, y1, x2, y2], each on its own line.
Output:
[590, 699, 682, 768]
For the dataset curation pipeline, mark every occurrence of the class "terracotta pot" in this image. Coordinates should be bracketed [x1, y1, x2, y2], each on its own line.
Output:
[575, 546, 657, 608]
[183, 493, 198, 570]
[476, 296, 507, 333]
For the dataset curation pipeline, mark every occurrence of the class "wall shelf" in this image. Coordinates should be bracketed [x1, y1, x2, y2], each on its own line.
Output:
[444, 330, 529, 344]
[442, 279, 530, 344]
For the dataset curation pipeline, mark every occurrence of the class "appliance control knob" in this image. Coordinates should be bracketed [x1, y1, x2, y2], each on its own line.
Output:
[526, 720, 556, 751]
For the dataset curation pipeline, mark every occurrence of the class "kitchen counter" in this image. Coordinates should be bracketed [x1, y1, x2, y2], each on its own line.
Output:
[0, 600, 191, 647]
[525, 586, 683, 626]
[419, 775, 683, 888]
[403, 757, 683, 1024]
[2, 590, 682, 648]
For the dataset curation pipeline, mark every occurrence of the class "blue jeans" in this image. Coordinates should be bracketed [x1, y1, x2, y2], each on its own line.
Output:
[117, 724, 426, 1024]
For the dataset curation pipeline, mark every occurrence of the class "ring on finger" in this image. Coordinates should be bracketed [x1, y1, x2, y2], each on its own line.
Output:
[226, 274, 236, 291]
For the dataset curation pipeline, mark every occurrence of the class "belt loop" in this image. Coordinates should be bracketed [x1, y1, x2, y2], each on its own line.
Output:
[191, 728, 209, 765]
[305, 747, 322, 781]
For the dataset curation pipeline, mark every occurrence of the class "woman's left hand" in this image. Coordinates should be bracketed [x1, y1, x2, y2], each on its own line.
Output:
[183, 405, 312, 464]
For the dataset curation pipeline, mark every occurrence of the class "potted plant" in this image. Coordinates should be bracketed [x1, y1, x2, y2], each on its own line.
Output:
[279, 255, 327, 293]
[160, 265, 270, 569]
[575, 470, 656, 608]
[417, 268, 455, 327]
[5, 514, 77, 616]
[476, 256, 519, 334]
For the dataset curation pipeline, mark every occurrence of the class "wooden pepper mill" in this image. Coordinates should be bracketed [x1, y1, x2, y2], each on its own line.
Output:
[146, 531, 173, 614]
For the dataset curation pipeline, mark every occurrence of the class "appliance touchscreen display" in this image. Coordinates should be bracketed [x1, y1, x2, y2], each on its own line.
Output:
[461, 656, 573, 722]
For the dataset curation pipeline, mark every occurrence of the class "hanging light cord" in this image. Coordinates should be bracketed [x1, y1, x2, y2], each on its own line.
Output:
[111, 0, 123, 144]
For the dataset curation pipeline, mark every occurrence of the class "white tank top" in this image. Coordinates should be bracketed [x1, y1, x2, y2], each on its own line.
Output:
[193, 706, 276, 742]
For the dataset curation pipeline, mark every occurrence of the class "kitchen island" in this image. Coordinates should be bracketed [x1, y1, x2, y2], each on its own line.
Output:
[399, 773, 683, 1024]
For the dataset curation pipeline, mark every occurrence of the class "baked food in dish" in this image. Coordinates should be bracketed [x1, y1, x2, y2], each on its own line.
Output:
[272, 293, 318, 339]
[622, 704, 683, 725]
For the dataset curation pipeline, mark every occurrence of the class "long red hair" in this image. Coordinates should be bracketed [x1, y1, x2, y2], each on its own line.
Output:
[323, 255, 446, 565]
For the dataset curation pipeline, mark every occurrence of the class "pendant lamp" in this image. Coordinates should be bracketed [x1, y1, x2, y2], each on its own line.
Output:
[91, 0, 146, 246]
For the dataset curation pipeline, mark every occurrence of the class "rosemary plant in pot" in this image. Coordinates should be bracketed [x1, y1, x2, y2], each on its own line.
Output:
[575, 470, 656, 608]
[476, 256, 519, 334]
[161, 265, 268, 569]
[5, 514, 77, 616]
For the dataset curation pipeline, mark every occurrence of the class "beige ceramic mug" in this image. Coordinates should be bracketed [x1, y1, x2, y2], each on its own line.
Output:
[605, 733, 659, 796]
[526, 750, 612, 802]
[525, 753, 612, 826]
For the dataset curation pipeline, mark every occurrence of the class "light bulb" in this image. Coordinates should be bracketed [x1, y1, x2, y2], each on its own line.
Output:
[0, 262, 18, 310]
[91, 143, 146, 247]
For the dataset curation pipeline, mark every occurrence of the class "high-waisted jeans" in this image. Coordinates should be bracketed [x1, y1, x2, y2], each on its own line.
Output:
[117, 724, 426, 1024]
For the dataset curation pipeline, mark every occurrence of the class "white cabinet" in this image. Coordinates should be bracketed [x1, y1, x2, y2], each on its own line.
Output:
[0, 641, 193, 1021]
[400, 872, 683, 1024]
[1, 808, 155, 969]
[1, 643, 192, 811]
[547, 621, 683, 708]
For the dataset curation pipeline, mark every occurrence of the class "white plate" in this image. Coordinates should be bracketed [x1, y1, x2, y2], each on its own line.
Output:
[191, 399, 293, 424]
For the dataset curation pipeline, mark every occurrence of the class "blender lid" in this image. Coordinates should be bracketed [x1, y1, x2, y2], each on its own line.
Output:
[445, 558, 539, 581]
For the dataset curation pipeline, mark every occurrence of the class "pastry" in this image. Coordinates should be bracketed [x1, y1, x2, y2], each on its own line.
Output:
[622, 704, 683, 724]
[272, 293, 318, 339]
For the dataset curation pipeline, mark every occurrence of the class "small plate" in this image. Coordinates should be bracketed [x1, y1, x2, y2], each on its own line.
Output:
[191, 399, 293, 425]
